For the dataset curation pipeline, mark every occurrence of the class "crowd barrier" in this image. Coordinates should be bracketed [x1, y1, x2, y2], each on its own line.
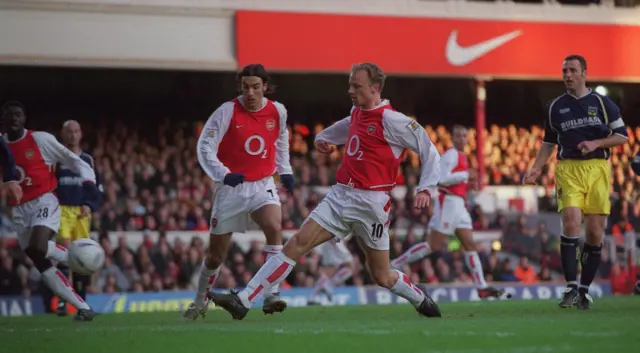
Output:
[0, 282, 612, 317]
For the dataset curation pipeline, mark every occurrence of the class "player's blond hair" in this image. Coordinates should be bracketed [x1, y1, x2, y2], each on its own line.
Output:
[351, 62, 386, 92]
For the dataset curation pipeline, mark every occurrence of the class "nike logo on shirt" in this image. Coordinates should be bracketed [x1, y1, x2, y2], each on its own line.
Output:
[445, 30, 522, 67]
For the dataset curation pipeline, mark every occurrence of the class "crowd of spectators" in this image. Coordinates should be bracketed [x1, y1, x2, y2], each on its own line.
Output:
[1, 120, 639, 296]
[26, 120, 637, 235]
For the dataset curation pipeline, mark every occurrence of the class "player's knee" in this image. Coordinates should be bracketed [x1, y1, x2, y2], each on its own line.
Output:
[262, 220, 282, 242]
[282, 232, 313, 258]
[561, 213, 582, 235]
[584, 226, 604, 246]
[24, 246, 53, 273]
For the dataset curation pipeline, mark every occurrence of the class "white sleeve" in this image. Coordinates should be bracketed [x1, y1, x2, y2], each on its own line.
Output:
[196, 102, 233, 183]
[438, 149, 469, 186]
[382, 111, 440, 195]
[315, 116, 351, 146]
[32, 132, 96, 183]
[273, 102, 293, 175]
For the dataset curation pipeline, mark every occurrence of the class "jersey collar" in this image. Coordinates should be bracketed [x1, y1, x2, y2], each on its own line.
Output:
[566, 88, 593, 100]
[237, 96, 267, 112]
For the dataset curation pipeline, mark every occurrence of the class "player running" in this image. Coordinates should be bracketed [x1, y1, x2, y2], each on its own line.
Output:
[307, 238, 355, 305]
[209, 62, 442, 320]
[428, 125, 504, 298]
[53, 120, 102, 316]
[2, 101, 100, 321]
[524, 55, 628, 310]
[183, 64, 294, 320]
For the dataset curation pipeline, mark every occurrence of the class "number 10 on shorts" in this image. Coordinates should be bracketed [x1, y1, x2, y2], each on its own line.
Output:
[371, 223, 383, 241]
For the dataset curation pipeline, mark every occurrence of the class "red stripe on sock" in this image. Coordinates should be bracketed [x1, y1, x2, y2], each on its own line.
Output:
[248, 285, 264, 301]
[334, 269, 349, 281]
[267, 262, 290, 283]
[395, 255, 407, 264]
[402, 273, 423, 296]
[208, 275, 217, 285]
[74, 292, 85, 303]
[55, 243, 68, 252]
[468, 254, 476, 269]
[56, 270, 71, 287]
[410, 244, 427, 255]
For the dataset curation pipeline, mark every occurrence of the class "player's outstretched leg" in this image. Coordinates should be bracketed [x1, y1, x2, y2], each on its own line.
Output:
[575, 214, 606, 310]
[453, 228, 506, 299]
[390, 242, 430, 270]
[183, 233, 229, 320]
[209, 219, 333, 320]
[251, 204, 287, 315]
[308, 265, 353, 305]
[359, 238, 441, 318]
[308, 273, 331, 305]
[558, 209, 582, 308]
[26, 228, 96, 321]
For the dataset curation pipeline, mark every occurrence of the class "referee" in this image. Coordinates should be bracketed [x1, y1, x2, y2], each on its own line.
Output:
[524, 55, 629, 310]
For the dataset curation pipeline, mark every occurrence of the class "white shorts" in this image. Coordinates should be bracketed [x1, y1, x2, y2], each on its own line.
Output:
[428, 193, 472, 235]
[12, 193, 61, 249]
[210, 176, 280, 234]
[315, 239, 353, 266]
[308, 184, 391, 251]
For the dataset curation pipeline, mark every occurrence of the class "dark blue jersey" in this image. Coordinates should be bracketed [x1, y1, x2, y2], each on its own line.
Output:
[543, 90, 628, 160]
[55, 151, 102, 208]
[0, 139, 19, 182]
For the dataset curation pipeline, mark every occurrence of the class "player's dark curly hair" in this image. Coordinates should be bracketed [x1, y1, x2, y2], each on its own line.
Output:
[564, 54, 587, 72]
[1, 101, 25, 117]
[236, 64, 275, 94]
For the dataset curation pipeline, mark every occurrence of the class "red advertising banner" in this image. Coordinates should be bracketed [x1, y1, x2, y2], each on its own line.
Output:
[236, 11, 640, 81]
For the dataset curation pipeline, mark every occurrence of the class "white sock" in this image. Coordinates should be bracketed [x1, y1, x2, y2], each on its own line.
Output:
[330, 267, 353, 286]
[389, 269, 425, 307]
[42, 267, 90, 310]
[391, 242, 430, 270]
[195, 261, 220, 308]
[237, 252, 296, 308]
[46, 241, 68, 264]
[464, 251, 488, 289]
[263, 245, 283, 295]
[311, 274, 330, 297]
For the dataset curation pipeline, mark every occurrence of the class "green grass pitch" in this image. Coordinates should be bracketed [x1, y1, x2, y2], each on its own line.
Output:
[1, 297, 639, 353]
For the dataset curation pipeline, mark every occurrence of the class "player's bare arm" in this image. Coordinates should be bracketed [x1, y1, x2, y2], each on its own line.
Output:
[523, 142, 556, 185]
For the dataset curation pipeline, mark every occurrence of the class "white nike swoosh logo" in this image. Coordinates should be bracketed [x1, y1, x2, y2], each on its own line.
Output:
[445, 30, 522, 67]
[236, 125, 243, 128]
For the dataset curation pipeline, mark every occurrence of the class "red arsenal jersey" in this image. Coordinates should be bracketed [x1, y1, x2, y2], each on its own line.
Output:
[5, 130, 96, 205]
[197, 97, 292, 182]
[316, 100, 441, 194]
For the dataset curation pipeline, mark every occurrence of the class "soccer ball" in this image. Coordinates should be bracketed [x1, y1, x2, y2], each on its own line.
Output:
[68, 238, 106, 275]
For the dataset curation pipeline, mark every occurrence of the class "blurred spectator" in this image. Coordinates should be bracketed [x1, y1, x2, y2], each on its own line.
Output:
[514, 256, 538, 284]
